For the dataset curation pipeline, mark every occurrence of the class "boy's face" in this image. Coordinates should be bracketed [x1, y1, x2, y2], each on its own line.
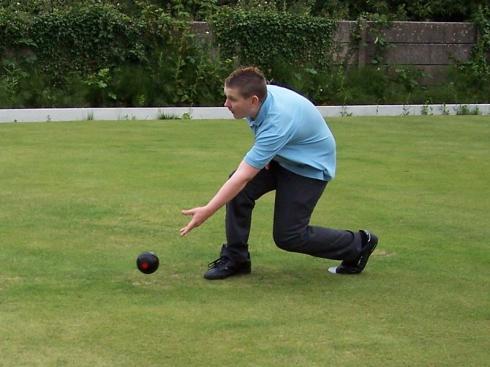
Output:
[224, 86, 260, 119]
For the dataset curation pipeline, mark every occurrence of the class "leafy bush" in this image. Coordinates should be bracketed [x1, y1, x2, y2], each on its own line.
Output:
[456, 5, 490, 93]
[211, 8, 336, 79]
[0, 2, 231, 107]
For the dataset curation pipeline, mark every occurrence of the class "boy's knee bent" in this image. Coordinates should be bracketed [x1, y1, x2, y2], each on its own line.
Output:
[273, 230, 303, 252]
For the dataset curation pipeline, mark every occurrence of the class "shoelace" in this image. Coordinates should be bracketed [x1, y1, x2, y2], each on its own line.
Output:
[208, 256, 227, 269]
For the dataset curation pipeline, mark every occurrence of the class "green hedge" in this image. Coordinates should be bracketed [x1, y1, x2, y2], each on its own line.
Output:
[212, 8, 336, 75]
[0, 5, 144, 79]
[0, 3, 229, 107]
[0, 2, 488, 108]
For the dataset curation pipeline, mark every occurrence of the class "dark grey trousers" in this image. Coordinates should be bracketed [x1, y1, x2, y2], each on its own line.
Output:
[224, 161, 363, 263]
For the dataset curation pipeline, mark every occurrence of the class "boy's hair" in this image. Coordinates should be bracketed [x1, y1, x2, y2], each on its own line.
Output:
[225, 66, 267, 102]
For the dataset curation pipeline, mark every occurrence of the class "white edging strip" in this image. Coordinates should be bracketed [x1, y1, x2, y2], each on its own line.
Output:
[317, 104, 490, 117]
[0, 104, 489, 123]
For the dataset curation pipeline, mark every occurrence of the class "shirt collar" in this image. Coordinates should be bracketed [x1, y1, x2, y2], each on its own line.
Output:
[246, 91, 271, 127]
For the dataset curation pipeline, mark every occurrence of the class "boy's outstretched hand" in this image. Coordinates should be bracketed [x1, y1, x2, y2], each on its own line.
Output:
[179, 160, 260, 237]
[180, 206, 213, 236]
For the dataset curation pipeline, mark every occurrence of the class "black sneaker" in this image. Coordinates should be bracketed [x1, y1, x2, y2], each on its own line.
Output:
[328, 230, 378, 275]
[204, 248, 251, 280]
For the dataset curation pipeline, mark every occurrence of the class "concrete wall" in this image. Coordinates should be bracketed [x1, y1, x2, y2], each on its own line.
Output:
[337, 21, 476, 83]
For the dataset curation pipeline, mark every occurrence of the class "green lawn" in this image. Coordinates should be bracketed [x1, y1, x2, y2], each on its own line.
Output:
[1, 116, 489, 366]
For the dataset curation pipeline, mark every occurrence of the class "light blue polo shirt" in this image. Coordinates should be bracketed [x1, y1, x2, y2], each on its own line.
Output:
[244, 85, 336, 181]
